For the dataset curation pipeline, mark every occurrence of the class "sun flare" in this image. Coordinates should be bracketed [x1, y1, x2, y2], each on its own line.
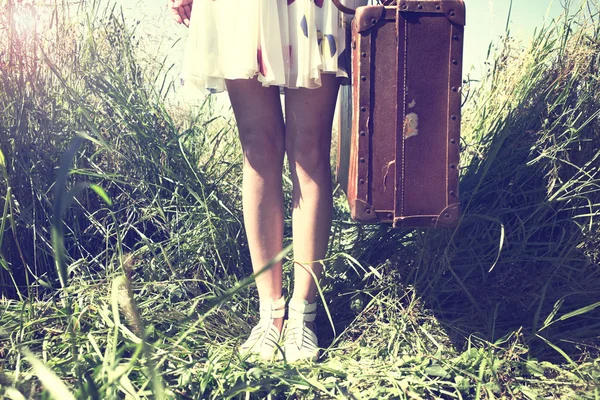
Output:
[11, 5, 39, 35]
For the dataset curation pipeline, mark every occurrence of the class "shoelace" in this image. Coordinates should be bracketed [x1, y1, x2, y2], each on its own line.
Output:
[284, 320, 317, 351]
[244, 322, 266, 346]
[283, 299, 319, 360]
[240, 296, 285, 357]
[242, 319, 278, 349]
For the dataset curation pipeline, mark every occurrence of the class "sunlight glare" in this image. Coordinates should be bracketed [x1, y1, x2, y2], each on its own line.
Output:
[12, 5, 39, 36]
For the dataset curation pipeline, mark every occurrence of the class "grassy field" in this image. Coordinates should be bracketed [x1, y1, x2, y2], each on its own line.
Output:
[1, 0, 599, 398]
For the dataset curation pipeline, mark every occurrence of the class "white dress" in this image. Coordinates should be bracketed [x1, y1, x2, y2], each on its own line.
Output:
[180, 0, 369, 93]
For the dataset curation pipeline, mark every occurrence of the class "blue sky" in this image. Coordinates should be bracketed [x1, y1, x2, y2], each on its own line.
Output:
[463, 0, 563, 76]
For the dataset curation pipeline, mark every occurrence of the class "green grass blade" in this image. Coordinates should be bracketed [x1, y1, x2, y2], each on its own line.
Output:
[21, 348, 76, 400]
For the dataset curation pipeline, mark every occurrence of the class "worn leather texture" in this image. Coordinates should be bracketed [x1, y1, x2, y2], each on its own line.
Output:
[336, 0, 465, 228]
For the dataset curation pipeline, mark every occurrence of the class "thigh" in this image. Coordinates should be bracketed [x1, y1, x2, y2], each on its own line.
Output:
[284, 74, 340, 155]
[225, 78, 285, 148]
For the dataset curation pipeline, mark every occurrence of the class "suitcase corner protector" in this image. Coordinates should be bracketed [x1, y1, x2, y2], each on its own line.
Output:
[434, 202, 461, 228]
[350, 199, 379, 223]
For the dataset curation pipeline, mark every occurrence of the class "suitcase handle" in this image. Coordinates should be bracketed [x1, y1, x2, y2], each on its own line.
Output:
[332, 1, 399, 15]
[331, 0, 356, 14]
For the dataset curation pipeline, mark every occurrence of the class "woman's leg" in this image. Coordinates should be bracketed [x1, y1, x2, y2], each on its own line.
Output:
[284, 74, 340, 304]
[226, 78, 286, 330]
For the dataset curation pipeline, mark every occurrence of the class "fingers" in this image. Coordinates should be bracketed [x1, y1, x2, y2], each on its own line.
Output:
[171, 0, 190, 10]
[183, 4, 192, 26]
[170, 6, 183, 24]
[169, 0, 192, 26]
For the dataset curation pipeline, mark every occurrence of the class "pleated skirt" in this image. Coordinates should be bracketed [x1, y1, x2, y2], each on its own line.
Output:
[180, 0, 369, 93]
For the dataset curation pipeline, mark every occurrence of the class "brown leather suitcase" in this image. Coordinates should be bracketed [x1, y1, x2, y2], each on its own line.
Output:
[335, 0, 465, 228]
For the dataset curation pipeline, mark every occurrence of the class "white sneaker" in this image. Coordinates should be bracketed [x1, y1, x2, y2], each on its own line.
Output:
[239, 296, 285, 361]
[282, 298, 319, 363]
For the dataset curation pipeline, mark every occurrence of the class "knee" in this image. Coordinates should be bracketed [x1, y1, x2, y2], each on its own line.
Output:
[239, 125, 284, 172]
[286, 129, 331, 175]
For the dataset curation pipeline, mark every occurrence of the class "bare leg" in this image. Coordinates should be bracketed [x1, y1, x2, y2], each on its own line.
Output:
[226, 78, 286, 331]
[284, 74, 340, 305]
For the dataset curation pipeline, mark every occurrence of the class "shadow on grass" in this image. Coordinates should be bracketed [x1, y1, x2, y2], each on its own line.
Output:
[338, 16, 600, 362]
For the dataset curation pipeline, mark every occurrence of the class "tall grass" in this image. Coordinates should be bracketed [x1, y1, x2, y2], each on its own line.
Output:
[1, 0, 599, 398]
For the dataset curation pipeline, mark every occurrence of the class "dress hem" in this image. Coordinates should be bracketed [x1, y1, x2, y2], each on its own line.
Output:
[180, 68, 351, 94]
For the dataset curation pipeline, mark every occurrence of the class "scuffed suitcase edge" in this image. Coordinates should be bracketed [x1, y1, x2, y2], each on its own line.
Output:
[392, 202, 461, 229]
[399, 0, 466, 27]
